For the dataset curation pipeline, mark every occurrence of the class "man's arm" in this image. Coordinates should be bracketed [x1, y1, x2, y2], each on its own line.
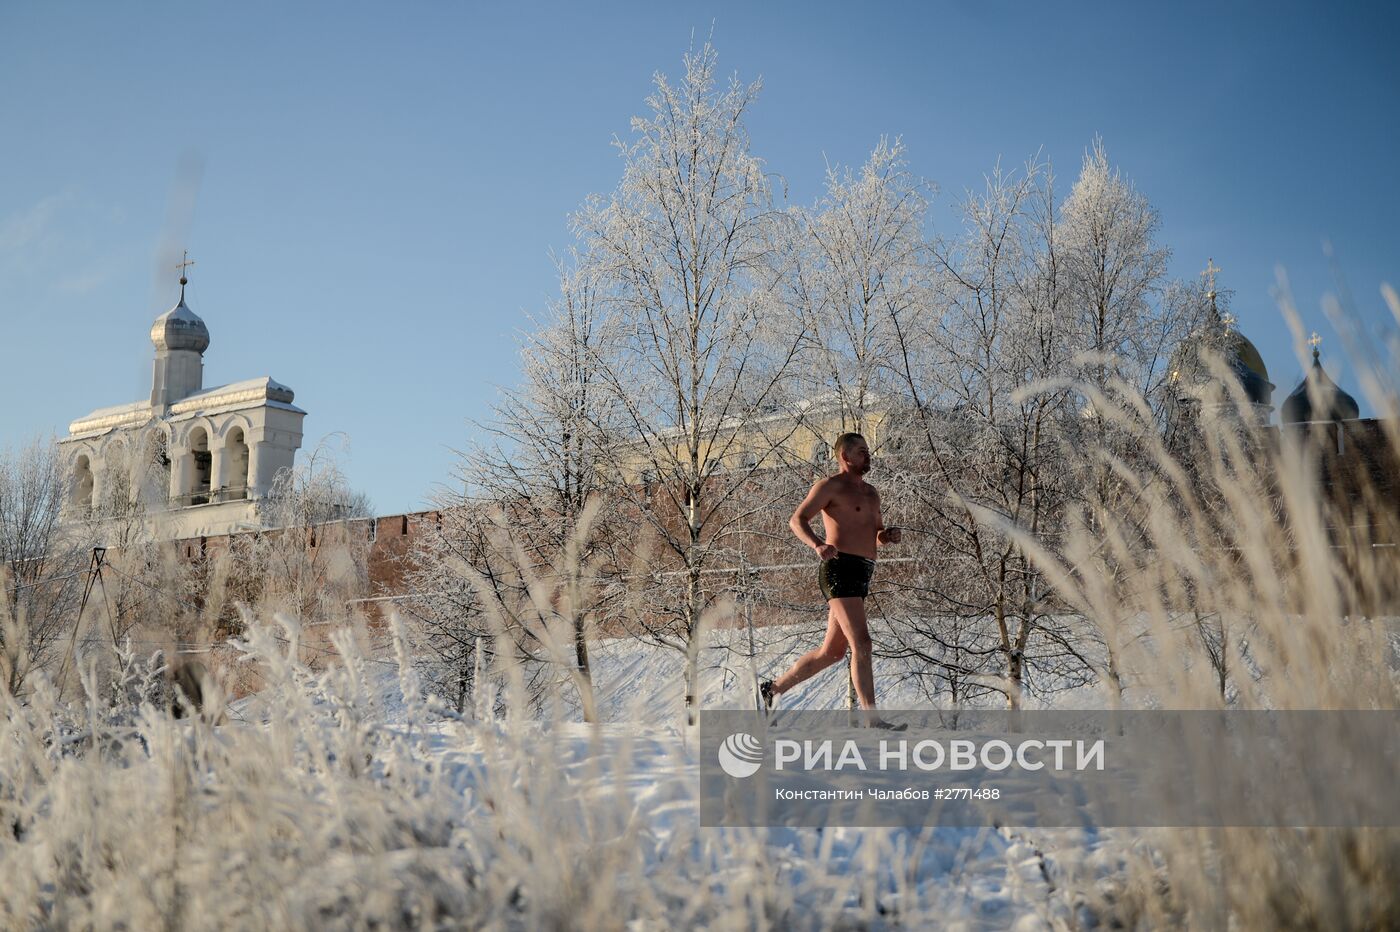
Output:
[790, 479, 836, 559]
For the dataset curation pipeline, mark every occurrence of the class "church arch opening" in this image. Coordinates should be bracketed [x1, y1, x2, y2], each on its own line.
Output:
[225, 427, 249, 500]
[101, 438, 129, 513]
[73, 455, 93, 512]
[188, 426, 212, 505]
[146, 429, 171, 507]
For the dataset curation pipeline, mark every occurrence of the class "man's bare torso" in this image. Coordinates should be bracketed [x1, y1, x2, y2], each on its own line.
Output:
[820, 474, 882, 560]
[789, 435, 898, 563]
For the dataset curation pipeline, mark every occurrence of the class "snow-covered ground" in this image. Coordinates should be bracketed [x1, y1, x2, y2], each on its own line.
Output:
[545, 617, 1105, 722]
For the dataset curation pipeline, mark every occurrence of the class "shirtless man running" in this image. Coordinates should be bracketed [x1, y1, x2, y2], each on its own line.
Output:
[759, 433, 902, 719]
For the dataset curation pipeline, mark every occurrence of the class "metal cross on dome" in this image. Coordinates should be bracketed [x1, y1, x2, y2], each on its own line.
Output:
[175, 250, 196, 298]
[174, 250, 196, 282]
[1308, 332, 1323, 359]
[1201, 258, 1222, 298]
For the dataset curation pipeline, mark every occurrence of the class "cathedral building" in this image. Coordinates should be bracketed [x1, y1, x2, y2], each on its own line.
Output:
[1167, 261, 1370, 443]
[1167, 263, 1396, 604]
[59, 266, 306, 539]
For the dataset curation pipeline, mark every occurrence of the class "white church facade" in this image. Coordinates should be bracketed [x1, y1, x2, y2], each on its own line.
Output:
[59, 271, 305, 539]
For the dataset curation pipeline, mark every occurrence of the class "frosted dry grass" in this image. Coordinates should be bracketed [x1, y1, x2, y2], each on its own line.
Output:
[1001, 323, 1400, 928]
[0, 612, 1025, 930]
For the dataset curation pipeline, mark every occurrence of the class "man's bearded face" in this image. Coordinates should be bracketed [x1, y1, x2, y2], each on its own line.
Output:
[843, 443, 872, 474]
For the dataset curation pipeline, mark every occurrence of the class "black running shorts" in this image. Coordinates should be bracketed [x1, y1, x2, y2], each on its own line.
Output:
[818, 552, 876, 601]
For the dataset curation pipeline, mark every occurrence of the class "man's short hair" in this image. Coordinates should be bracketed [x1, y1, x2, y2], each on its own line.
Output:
[834, 432, 867, 459]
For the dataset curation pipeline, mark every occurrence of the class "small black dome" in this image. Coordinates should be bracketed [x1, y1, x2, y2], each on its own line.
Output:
[1281, 348, 1359, 424]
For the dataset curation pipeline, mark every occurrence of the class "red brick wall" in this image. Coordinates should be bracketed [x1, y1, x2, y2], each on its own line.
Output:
[162, 418, 1400, 619]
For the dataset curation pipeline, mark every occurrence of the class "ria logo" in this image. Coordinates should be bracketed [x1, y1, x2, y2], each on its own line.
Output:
[718, 732, 764, 778]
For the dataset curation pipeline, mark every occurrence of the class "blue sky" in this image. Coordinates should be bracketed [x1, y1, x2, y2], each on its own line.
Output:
[3, 1, 1397, 514]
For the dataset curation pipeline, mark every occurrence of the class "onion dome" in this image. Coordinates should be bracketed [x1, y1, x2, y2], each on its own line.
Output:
[1169, 312, 1275, 408]
[1280, 337, 1359, 424]
[150, 277, 210, 353]
[1222, 325, 1273, 407]
[1169, 261, 1275, 410]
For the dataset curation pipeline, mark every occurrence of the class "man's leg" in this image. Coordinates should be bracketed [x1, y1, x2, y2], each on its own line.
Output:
[829, 597, 876, 709]
[771, 607, 848, 695]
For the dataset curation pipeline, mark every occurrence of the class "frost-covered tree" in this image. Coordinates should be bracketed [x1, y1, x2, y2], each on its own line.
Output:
[1058, 138, 1174, 526]
[875, 158, 1096, 709]
[408, 256, 622, 718]
[259, 435, 373, 531]
[0, 438, 88, 695]
[220, 436, 372, 628]
[573, 44, 803, 717]
[1045, 142, 1215, 702]
[934, 161, 1067, 708]
[1059, 138, 1172, 400]
[881, 143, 1210, 709]
[790, 138, 931, 440]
